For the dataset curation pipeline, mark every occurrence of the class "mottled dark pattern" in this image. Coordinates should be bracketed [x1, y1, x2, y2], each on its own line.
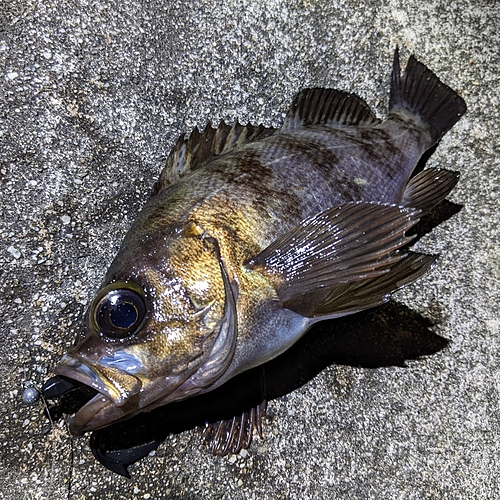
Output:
[129, 111, 431, 259]
[51, 55, 466, 441]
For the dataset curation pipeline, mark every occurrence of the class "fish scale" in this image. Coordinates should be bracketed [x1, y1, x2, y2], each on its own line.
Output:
[43, 50, 466, 461]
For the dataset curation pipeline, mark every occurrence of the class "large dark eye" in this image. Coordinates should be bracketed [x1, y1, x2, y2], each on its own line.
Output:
[93, 285, 146, 339]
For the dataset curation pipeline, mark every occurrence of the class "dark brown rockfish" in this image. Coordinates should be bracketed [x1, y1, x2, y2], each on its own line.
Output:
[53, 50, 466, 438]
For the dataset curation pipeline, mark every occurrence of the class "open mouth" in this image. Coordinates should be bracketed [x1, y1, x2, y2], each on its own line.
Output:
[41, 373, 111, 437]
[41, 374, 98, 420]
[42, 354, 143, 436]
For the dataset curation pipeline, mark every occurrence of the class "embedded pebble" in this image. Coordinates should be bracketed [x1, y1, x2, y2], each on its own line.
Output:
[21, 387, 40, 405]
[7, 246, 21, 259]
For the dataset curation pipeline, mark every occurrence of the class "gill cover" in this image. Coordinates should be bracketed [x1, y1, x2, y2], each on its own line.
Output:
[164, 235, 239, 401]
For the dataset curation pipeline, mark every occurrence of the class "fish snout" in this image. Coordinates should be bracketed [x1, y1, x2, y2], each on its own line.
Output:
[55, 353, 142, 407]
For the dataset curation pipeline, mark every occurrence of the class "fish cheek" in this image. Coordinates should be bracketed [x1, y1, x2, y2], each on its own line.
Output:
[125, 232, 228, 380]
[121, 320, 214, 392]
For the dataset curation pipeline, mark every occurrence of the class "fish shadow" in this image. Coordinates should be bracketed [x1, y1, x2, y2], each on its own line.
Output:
[408, 199, 462, 241]
[90, 201, 460, 476]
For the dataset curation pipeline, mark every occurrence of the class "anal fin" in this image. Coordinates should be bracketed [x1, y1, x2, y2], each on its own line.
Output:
[201, 400, 267, 456]
[402, 168, 459, 215]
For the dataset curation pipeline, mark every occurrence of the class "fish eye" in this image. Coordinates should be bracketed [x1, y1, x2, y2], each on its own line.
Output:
[92, 284, 146, 339]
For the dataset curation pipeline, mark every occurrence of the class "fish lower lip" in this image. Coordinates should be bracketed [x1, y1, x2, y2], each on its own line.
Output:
[54, 354, 145, 436]
[68, 392, 111, 436]
[51, 362, 112, 436]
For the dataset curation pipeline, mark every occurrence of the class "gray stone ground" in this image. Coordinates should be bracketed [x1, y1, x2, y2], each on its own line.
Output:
[1, 0, 499, 498]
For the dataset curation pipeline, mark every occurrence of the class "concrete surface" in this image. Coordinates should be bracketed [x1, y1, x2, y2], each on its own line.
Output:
[1, 0, 499, 498]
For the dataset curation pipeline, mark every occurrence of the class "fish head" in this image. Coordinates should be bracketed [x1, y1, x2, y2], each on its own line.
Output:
[55, 221, 237, 435]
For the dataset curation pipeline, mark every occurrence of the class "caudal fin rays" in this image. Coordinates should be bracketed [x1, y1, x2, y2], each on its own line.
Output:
[389, 48, 467, 145]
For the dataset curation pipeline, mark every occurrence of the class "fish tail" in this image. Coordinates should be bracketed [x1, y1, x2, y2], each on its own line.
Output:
[389, 48, 467, 144]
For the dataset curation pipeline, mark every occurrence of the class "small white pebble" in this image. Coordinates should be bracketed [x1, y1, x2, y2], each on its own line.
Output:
[354, 177, 369, 186]
[7, 246, 21, 259]
[22, 387, 40, 404]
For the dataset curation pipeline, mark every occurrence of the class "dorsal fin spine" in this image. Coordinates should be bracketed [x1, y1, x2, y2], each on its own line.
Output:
[152, 120, 277, 196]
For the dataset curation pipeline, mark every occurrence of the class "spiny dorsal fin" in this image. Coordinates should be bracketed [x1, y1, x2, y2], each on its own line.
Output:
[282, 88, 381, 130]
[152, 121, 277, 195]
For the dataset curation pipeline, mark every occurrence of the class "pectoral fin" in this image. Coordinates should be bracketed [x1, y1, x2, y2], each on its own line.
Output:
[247, 202, 425, 319]
[285, 252, 436, 318]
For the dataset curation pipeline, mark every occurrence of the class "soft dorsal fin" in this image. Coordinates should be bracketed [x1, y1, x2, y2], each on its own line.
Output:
[282, 88, 381, 130]
[152, 121, 277, 195]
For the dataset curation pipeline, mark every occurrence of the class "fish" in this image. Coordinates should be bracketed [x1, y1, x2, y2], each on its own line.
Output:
[50, 49, 466, 440]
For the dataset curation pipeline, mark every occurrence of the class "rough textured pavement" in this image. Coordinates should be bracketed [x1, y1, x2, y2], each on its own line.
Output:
[1, 0, 499, 498]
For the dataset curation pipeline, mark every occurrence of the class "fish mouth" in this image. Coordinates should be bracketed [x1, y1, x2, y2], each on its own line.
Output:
[54, 354, 143, 436]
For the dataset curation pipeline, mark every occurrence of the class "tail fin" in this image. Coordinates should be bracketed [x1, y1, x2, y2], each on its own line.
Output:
[389, 49, 467, 145]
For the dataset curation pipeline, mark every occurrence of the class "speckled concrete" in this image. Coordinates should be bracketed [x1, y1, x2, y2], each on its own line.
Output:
[1, 0, 499, 498]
